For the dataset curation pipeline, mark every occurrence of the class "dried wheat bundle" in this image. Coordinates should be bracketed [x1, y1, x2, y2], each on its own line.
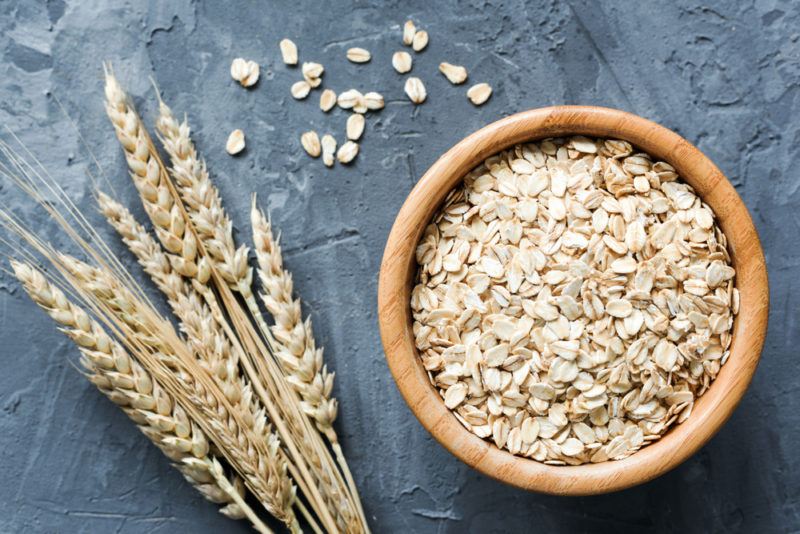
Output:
[104, 70, 364, 532]
[11, 261, 252, 523]
[0, 65, 368, 533]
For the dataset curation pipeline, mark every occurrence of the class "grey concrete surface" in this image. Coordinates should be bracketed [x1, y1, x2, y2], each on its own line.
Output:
[0, 0, 797, 532]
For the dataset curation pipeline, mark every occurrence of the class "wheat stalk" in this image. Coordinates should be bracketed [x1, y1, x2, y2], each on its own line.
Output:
[100, 71, 367, 533]
[250, 201, 338, 433]
[153, 97, 252, 293]
[250, 201, 365, 520]
[101, 73, 337, 532]
[97, 191, 312, 529]
[151, 98, 279, 357]
[100, 192, 238, 403]
[10, 260, 270, 531]
[152, 98, 366, 531]
[5, 69, 369, 532]
[56, 254, 300, 530]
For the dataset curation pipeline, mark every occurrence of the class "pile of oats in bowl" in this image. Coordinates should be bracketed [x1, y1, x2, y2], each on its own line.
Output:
[411, 136, 738, 465]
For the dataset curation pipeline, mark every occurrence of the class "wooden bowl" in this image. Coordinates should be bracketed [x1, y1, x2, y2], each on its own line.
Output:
[378, 106, 769, 495]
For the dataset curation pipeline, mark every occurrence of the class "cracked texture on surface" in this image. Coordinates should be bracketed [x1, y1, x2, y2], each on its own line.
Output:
[0, 0, 797, 532]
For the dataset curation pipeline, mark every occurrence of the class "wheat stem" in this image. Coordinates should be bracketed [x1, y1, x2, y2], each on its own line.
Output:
[100, 77, 328, 530]
[102, 72, 341, 532]
[250, 199, 367, 527]
[250, 199, 338, 434]
[56, 254, 299, 528]
[153, 98, 252, 294]
[224, 292, 362, 533]
[10, 260, 256, 524]
[101, 72, 367, 533]
[103, 68, 203, 282]
[209, 283, 342, 533]
[154, 98, 366, 533]
[97, 193, 300, 526]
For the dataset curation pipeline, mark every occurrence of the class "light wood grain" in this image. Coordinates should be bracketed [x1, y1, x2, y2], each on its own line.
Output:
[377, 106, 769, 495]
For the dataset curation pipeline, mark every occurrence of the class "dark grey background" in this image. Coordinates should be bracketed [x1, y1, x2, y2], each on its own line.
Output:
[0, 0, 797, 532]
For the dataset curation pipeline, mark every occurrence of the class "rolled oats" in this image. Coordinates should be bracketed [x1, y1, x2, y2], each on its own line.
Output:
[346, 113, 365, 141]
[279, 39, 298, 65]
[467, 82, 492, 105]
[392, 51, 413, 73]
[412, 30, 429, 52]
[290, 80, 311, 100]
[364, 92, 385, 111]
[320, 89, 337, 112]
[321, 134, 336, 167]
[337, 89, 370, 113]
[346, 47, 371, 63]
[225, 129, 245, 155]
[300, 131, 321, 158]
[336, 140, 359, 164]
[439, 62, 468, 85]
[402, 20, 416, 46]
[302, 62, 324, 88]
[411, 136, 737, 465]
[404, 77, 427, 104]
[230, 58, 259, 87]
[337, 89, 363, 110]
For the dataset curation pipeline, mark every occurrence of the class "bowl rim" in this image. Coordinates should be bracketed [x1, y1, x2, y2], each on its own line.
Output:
[377, 105, 769, 495]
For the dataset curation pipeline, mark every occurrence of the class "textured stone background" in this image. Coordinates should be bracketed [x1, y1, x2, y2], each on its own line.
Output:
[0, 0, 797, 532]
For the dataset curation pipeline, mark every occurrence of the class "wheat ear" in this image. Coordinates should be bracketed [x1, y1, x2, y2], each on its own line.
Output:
[154, 100, 366, 533]
[153, 98, 252, 293]
[103, 71, 364, 531]
[100, 193, 239, 404]
[101, 73, 337, 532]
[57, 255, 299, 530]
[250, 200, 365, 522]
[250, 200, 337, 434]
[10, 260, 267, 530]
[103, 69, 202, 281]
[97, 191, 305, 527]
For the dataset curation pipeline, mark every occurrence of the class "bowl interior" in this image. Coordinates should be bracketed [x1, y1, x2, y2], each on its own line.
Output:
[378, 106, 769, 495]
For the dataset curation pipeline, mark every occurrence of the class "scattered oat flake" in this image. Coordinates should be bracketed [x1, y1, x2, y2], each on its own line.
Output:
[402, 20, 416, 46]
[346, 114, 365, 141]
[337, 141, 359, 164]
[439, 62, 468, 84]
[467, 83, 492, 105]
[320, 89, 337, 112]
[337, 89, 362, 110]
[302, 62, 324, 87]
[300, 131, 321, 158]
[321, 134, 336, 167]
[302, 62, 324, 79]
[279, 39, 298, 65]
[226, 129, 245, 155]
[364, 92, 384, 110]
[412, 30, 429, 52]
[404, 77, 426, 104]
[346, 47, 371, 63]
[230, 58, 259, 87]
[291, 80, 311, 99]
[392, 51, 412, 73]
